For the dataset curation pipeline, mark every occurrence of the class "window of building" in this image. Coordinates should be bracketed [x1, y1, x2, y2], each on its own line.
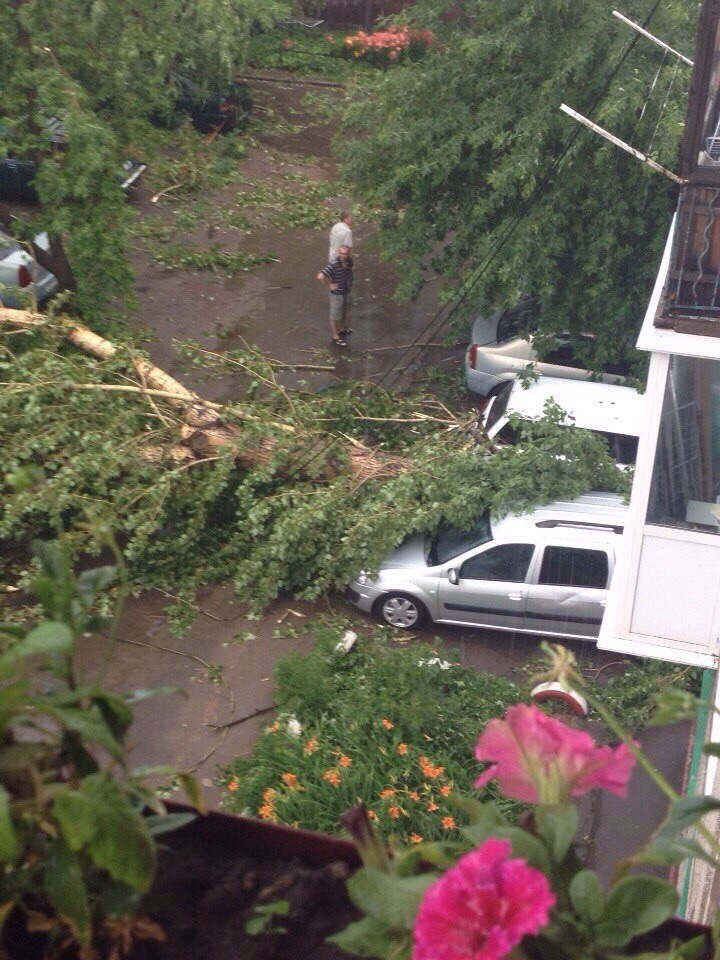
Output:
[647, 355, 720, 530]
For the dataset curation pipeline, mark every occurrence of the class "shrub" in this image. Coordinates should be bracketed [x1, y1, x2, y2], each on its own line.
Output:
[340, 25, 434, 66]
[220, 619, 521, 842]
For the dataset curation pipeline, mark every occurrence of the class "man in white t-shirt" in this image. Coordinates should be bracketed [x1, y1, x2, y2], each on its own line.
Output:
[328, 211, 353, 261]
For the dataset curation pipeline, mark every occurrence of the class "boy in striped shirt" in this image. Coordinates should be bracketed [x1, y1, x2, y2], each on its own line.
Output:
[317, 243, 353, 347]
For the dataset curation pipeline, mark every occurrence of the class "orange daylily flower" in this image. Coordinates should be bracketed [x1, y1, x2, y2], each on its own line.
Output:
[323, 768, 341, 787]
[258, 802, 275, 820]
[388, 805, 400, 819]
[396, 742, 408, 755]
[440, 784, 451, 797]
[303, 736, 318, 755]
[408, 790, 419, 801]
[261, 787, 275, 801]
[281, 772, 299, 790]
[379, 787, 395, 798]
[226, 777, 238, 791]
[338, 754, 352, 767]
[381, 717, 394, 729]
[409, 833, 423, 844]
[427, 800, 439, 812]
[441, 816, 456, 830]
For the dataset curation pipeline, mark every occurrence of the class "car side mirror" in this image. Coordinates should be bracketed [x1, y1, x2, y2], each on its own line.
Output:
[447, 568, 459, 585]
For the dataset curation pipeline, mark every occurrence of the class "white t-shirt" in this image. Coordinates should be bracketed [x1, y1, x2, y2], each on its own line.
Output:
[328, 221, 353, 261]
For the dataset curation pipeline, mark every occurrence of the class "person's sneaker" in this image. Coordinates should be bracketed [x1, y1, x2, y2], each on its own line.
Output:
[338, 327, 353, 336]
[332, 336, 348, 347]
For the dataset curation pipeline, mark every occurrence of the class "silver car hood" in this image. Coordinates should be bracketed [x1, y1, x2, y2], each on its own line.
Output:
[379, 533, 430, 571]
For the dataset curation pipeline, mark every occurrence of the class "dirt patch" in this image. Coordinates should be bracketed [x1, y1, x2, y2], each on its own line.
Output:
[135, 829, 360, 960]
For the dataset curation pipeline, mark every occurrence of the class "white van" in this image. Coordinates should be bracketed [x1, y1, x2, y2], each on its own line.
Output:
[482, 376, 645, 467]
[347, 493, 628, 641]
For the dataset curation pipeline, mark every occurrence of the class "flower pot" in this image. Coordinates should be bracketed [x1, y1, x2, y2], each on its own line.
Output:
[133, 802, 363, 960]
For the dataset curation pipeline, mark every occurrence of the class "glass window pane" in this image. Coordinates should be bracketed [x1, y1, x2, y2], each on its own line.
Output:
[647, 355, 720, 530]
[538, 547, 609, 589]
[460, 543, 534, 582]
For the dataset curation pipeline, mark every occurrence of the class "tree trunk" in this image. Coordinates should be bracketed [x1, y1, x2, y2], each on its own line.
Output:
[0, 308, 412, 482]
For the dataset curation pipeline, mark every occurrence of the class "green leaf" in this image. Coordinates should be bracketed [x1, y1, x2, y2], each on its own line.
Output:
[145, 813, 196, 836]
[594, 876, 678, 947]
[460, 822, 550, 875]
[0, 621, 72, 673]
[75, 566, 116, 604]
[41, 704, 125, 761]
[347, 868, 434, 931]
[43, 837, 90, 943]
[568, 869, 605, 923]
[535, 804, 578, 861]
[0, 786, 19, 862]
[176, 772, 205, 812]
[328, 916, 411, 959]
[448, 794, 507, 828]
[91, 691, 133, 743]
[639, 796, 720, 867]
[53, 773, 156, 892]
[702, 743, 720, 758]
[124, 686, 183, 704]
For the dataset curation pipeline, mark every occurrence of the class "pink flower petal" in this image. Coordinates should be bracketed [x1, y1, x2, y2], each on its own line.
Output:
[474, 704, 636, 803]
[412, 837, 554, 960]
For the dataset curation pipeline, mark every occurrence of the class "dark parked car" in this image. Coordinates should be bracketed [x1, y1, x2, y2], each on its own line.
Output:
[168, 75, 252, 133]
[0, 118, 145, 203]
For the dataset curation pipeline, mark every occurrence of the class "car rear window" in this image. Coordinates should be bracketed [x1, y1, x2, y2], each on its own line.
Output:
[496, 298, 538, 344]
[429, 513, 492, 566]
[538, 546, 609, 589]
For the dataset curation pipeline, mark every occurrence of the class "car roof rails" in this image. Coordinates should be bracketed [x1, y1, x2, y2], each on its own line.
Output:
[535, 519, 624, 534]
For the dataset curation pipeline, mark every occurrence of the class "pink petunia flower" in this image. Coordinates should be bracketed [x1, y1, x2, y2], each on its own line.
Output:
[412, 837, 554, 960]
[474, 703, 636, 803]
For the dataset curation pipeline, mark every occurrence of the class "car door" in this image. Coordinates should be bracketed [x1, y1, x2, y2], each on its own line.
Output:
[524, 543, 610, 639]
[436, 542, 535, 630]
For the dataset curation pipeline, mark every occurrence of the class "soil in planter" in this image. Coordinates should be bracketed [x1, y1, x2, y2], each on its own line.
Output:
[132, 830, 362, 960]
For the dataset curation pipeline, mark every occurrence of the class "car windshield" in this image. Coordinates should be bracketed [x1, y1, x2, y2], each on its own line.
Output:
[428, 513, 492, 565]
[484, 381, 514, 433]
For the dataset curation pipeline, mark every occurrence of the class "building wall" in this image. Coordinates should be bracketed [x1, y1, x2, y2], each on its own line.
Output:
[318, 0, 415, 27]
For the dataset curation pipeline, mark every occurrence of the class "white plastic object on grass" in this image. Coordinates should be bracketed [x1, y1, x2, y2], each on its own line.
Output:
[417, 657, 452, 670]
[335, 630, 357, 654]
[530, 682, 588, 717]
[286, 714, 303, 737]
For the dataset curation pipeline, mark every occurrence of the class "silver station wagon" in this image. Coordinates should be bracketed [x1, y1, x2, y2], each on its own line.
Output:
[347, 493, 627, 641]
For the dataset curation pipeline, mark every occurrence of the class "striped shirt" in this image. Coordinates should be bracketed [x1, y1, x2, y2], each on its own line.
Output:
[321, 255, 352, 295]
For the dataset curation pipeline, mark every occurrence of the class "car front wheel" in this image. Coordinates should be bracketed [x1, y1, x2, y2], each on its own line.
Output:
[377, 593, 428, 630]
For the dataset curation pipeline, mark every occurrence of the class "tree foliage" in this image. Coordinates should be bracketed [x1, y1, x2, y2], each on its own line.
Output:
[340, 0, 697, 371]
[0, 327, 626, 612]
[0, 0, 290, 318]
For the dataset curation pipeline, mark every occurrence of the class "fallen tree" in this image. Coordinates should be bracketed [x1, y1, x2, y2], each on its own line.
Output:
[0, 307, 414, 481]
[0, 307, 625, 618]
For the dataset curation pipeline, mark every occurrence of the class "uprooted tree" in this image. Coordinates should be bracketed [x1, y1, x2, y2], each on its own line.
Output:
[0, 307, 626, 616]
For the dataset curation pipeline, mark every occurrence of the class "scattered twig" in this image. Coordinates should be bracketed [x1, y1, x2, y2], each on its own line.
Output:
[208, 705, 274, 731]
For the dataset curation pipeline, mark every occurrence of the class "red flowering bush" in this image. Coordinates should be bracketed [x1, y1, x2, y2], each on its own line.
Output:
[339, 24, 434, 67]
[333, 642, 720, 960]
